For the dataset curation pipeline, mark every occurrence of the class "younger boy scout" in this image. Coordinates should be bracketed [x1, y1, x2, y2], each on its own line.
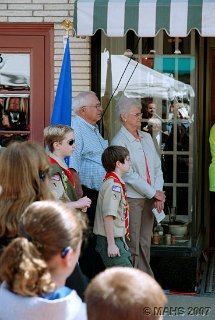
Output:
[93, 146, 133, 267]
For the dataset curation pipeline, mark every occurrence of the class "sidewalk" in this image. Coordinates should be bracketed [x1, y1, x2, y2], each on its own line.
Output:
[163, 293, 215, 319]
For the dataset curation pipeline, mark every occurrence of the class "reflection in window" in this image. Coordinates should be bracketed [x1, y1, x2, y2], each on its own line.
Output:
[0, 53, 30, 91]
[0, 133, 29, 147]
[0, 95, 30, 131]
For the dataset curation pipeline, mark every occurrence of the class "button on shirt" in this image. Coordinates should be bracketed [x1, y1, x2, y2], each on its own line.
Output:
[69, 115, 108, 191]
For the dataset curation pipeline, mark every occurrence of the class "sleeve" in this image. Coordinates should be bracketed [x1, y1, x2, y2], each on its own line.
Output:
[69, 124, 83, 172]
[146, 133, 164, 191]
[123, 169, 156, 199]
[101, 181, 121, 218]
[153, 150, 164, 191]
[48, 174, 70, 202]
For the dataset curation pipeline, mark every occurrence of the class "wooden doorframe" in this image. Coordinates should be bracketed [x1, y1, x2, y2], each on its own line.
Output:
[0, 23, 54, 134]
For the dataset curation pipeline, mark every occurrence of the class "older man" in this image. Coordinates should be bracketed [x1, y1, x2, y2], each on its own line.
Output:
[70, 91, 108, 279]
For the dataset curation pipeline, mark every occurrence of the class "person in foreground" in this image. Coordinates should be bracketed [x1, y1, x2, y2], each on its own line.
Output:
[85, 267, 167, 320]
[0, 200, 88, 320]
[0, 141, 53, 251]
[94, 146, 133, 267]
[111, 97, 165, 276]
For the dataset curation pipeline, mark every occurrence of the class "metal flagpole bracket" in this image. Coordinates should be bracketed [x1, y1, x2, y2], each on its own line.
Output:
[61, 19, 75, 38]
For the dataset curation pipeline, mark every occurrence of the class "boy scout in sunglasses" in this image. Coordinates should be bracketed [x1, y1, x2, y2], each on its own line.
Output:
[44, 124, 91, 211]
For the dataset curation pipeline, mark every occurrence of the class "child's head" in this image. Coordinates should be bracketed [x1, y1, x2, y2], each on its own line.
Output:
[85, 267, 167, 320]
[101, 146, 130, 172]
[0, 200, 88, 297]
[44, 125, 75, 155]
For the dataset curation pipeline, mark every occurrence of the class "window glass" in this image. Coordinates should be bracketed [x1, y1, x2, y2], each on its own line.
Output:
[100, 31, 196, 245]
[0, 53, 30, 147]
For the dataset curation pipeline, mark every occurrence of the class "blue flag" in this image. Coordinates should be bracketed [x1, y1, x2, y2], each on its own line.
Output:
[51, 37, 72, 126]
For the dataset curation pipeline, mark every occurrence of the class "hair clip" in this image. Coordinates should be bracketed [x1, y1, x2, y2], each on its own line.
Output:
[61, 246, 72, 258]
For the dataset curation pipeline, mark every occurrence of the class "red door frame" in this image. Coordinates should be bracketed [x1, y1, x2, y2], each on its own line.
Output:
[0, 23, 54, 144]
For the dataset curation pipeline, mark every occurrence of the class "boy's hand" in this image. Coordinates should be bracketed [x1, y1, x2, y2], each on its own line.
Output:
[107, 244, 120, 257]
[76, 196, 92, 209]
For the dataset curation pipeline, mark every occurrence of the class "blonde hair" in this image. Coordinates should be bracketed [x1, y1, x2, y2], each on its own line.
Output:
[86, 267, 167, 320]
[44, 124, 74, 152]
[0, 200, 88, 297]
[0, 141, 53, 237]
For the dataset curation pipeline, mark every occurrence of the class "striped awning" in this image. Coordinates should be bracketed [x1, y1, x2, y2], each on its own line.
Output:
[74, 0, 215, 37]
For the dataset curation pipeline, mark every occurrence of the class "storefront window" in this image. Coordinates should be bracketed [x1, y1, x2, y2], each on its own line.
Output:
[100, 31, 196, 247]
[0, 54, 30, 147]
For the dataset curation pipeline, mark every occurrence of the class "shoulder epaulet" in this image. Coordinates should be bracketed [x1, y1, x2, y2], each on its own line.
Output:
[50, 163, 62, 175]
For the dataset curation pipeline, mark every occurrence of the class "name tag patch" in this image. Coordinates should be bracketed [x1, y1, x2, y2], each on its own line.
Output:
[112, 185, 121, 193]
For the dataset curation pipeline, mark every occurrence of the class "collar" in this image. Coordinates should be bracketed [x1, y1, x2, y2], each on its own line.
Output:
[49, 153, 68, 170]
[75, 115, 99, 132]
[121, 125, 141, 143]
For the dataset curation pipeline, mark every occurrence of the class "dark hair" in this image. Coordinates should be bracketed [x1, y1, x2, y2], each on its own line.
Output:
[101, 146, 129, 172]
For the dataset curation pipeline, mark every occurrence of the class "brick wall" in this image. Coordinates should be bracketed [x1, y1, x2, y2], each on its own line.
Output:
[0, 0, 91, 96]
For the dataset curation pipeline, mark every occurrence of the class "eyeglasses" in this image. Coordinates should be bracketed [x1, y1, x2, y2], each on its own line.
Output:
[83, 103, 102, 109]
[67, 139, 75, 146]
[129, 112, 143, 117]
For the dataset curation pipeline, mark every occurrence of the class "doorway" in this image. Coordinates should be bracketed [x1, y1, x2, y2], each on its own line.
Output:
[0, 23, 54, 146]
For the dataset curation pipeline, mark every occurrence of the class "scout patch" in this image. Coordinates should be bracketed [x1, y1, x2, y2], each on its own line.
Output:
[51, 174, 60, 181]
[112, 185, 121, 193]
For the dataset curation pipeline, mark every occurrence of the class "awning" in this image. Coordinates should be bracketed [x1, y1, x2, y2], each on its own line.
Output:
[74, 0, 215, 37]
[101, 52, 195, 100]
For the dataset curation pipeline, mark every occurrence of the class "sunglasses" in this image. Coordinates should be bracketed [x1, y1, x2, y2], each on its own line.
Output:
[67, 139, 75, 146]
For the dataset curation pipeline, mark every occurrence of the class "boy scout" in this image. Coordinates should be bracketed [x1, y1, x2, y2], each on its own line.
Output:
[43, 124, 91, 211]
[93, 146, 133, 267]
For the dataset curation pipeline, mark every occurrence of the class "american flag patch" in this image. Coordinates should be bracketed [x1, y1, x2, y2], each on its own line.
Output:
[112, 185, 121, 193]
[51, 174, 60, 181]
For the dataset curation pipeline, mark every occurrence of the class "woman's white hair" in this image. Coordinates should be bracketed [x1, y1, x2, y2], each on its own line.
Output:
[73, 91, 97, 114]
[115, 97, 142, 120]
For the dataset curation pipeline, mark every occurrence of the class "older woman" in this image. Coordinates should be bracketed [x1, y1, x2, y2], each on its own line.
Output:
[111, 97, 165, 276]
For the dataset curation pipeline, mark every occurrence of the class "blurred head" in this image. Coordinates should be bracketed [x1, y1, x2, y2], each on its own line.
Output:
[73, 91, 103, 125]
[0, 200, 88, 297]
[0, 141, 52, 237]
[86, 267, 167, 320]
[116, 97, 142, 132]
[102, 146, 130, 172]
[147, 103, 156, 116]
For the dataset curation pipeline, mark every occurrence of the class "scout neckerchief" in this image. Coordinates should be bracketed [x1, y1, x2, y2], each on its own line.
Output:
[137, 134, 151, 185]
[49, 156, 75, 187]
[103, 171, 130, 240]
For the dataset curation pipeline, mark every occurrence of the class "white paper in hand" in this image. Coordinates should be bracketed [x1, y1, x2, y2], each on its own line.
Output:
[152, 208, 165, 223]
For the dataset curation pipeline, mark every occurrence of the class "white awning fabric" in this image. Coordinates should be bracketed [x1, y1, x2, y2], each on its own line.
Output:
[74, 0, 215, 37]
[101, 52, 195, 100]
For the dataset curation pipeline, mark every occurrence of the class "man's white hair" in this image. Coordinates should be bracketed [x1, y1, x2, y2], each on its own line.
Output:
[73, 91, 97, 114]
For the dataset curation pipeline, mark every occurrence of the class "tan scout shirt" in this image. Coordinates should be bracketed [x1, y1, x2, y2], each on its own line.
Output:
[93, 177, 126, 238]
[48, 153, 72, 202]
